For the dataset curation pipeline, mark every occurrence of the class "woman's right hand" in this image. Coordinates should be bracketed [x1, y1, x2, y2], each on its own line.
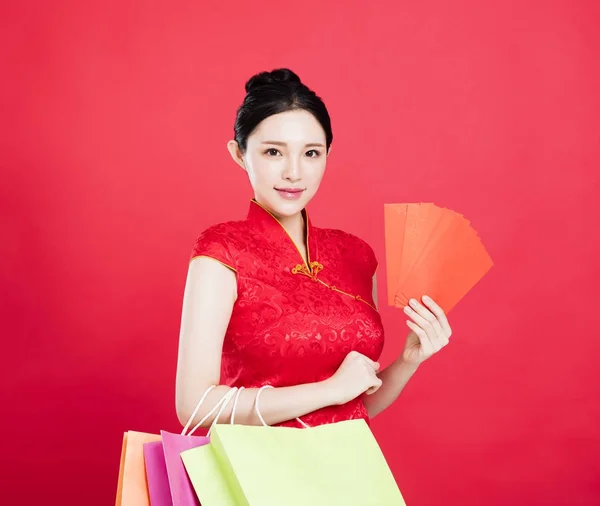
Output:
[325, 351, 383, 405]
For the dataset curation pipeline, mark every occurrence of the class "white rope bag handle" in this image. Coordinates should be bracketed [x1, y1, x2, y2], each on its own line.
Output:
[254, 385, 310, 428]
[181, 385, 246, 437]
[181, 384, 308, 436]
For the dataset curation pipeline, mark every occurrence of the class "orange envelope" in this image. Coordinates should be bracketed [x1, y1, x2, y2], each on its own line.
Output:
[384, 203, 493, 314]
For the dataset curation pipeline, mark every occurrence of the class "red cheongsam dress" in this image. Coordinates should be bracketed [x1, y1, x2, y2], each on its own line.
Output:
[190, 199, 385, 428]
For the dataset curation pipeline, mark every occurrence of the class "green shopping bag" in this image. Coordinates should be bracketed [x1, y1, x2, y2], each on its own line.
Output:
[181, 443, 236, 505]
[181, 418, 406, 506]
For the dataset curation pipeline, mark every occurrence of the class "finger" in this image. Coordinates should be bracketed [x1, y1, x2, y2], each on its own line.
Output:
[347, 351, 380, 371]
[422, 295, 452, 336]
[408, 298, 441, 328]
[407, 311, 449, 354]
[404, 303, 443, 340]
[406, 320, 434, 355]
[359, 354, 380, 372]
[365, 378, 383, 395]
[407, 299, 446, 344]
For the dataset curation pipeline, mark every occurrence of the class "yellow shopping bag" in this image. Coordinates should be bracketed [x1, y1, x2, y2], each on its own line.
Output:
[182, 419, 406, 506]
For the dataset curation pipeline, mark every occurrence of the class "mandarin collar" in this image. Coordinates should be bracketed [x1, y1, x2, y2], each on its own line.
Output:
[247, 199, 318, 271]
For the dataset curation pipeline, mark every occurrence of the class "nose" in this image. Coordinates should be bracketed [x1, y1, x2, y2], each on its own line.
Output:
[281, 157, 302, 183]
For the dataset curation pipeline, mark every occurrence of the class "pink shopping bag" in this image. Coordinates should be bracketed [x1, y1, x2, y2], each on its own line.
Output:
[143, 441, 173, 506]
[161, 431, 210, 506]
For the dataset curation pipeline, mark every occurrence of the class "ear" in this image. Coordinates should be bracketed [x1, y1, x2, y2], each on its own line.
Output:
[326, 145, 332, 157]
[227, 140, 246, 170]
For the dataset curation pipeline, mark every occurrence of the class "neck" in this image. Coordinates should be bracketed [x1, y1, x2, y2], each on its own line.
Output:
[276, 211, 306, 246]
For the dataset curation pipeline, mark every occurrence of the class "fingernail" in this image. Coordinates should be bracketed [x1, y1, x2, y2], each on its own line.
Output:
[404, 306, 411, 313]
[409, 299, 418, 307]
[423, 295, 431, 302]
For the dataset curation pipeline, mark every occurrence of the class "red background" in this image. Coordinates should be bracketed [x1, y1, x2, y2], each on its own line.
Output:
[2, 1, 599, 505]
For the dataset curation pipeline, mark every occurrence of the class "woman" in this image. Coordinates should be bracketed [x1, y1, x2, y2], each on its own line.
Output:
[175, 68, 451, 429]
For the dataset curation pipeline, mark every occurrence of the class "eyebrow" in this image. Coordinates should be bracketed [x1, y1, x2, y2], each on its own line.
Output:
[261, 141, 326, 148]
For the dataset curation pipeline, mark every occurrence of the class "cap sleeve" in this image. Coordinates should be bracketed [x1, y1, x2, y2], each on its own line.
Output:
[189, 225, 236, 272]
[352, 235, 378, 278]
[367, 242, 379, 277]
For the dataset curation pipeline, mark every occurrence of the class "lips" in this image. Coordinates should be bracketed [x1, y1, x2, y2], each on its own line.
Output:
[275, 187, 306, 200]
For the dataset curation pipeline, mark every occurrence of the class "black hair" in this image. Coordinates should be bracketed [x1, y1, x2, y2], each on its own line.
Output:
[233, 68, 333, 153]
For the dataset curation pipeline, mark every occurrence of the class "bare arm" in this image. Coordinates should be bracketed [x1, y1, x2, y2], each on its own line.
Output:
[363, 273, 420, 418]
[363, 357, 420, 418]
[175, 257, 341, 428]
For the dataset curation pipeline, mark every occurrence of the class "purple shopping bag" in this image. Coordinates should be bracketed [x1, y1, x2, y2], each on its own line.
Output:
[161, 431, 210, 506]
[143, 441, 173, 506]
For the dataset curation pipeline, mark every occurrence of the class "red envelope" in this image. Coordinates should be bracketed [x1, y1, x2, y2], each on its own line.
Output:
[384, 203, 493, 314]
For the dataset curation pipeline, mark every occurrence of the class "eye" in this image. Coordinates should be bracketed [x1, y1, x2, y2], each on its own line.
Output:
[265, 148, 281, 156]
[305, 149, 320, 158]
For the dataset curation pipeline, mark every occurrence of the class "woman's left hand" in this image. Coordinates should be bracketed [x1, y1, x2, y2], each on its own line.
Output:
[402, 295, 452, 366]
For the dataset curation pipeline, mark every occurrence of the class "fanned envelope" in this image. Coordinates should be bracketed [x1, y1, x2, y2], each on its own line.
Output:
[384, 203, 493, 314]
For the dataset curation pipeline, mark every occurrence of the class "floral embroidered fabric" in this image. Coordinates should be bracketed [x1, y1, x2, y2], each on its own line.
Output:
[190, 200, 385, 428]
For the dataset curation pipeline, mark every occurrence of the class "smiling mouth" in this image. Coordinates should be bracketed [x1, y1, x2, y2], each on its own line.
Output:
[275, 188, 305, 193]
[274, 188, 306, 200]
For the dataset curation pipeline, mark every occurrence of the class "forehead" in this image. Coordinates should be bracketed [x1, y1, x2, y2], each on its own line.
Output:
[251, 109, 326, 143]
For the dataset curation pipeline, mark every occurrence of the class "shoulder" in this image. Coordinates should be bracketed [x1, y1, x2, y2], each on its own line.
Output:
[314, 226, 378, 275]
[317, 227, 373, 250]
[189, 220, 249, 270]
[193, 220, 248, 245]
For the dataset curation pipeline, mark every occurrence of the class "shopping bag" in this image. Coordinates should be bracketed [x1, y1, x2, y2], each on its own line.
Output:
[182, 420, 405, 506]
[115, 431, 161, 506]
[116, 386, 241, 506]
[161, 431, 210, 506]
[143, 441, 173, 506]
[144, 433, 209, 506]
[384, 202, 493, 313]
[181, 386, 405, 506]
[181, 443, 237, 505]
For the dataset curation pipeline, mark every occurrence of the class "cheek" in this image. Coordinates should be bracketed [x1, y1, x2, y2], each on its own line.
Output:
[307, 160, 327, 184]
[246, 157, 273, 184]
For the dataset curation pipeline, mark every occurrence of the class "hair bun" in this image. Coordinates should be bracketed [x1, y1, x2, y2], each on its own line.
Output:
[245, 68, 302, 92]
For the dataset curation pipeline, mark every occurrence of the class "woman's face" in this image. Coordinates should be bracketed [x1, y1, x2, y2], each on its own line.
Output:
[229, 109, 328, 219]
